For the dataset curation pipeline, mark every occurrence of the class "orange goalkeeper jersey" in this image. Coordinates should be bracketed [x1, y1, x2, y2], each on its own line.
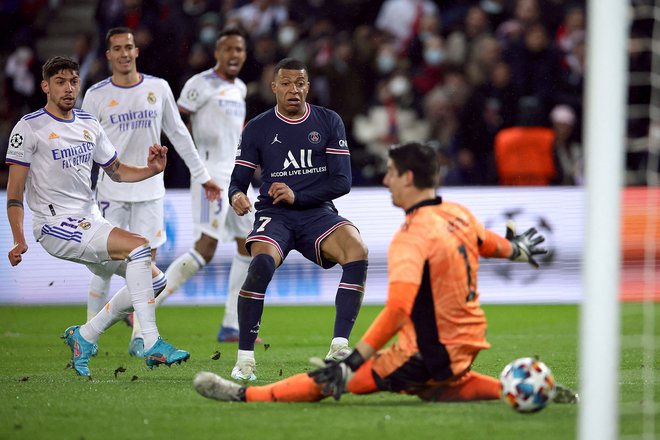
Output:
[369, 197, 511, 379]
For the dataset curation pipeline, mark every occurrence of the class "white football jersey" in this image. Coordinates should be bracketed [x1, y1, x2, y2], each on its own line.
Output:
[178, 69, 247, 183]
[6, 108, 117, 219]
[82, 74, 211, 202]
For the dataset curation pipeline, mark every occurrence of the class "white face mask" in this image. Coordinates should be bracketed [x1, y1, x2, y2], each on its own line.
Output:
[200, 27, 217, 45]
[278, 27, 297, 47]
[377, 54, 396, 74]
[389, 76, 410, 97]
[423, 49, 445, 66]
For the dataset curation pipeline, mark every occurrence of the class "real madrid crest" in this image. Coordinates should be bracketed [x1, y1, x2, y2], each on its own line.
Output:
[308, 131, 320, 144]
[83, 129, 92, 142]
[79, 221, 91, 230]
[147, 92, 156, 104]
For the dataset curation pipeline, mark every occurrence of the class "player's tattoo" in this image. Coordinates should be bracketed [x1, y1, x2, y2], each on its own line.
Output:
[104, 161, 122, 182]
[7, 199, 24, 209]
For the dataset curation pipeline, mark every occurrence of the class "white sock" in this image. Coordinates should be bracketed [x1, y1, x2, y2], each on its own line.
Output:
[158, 249, 205, 305]
[126, 244, 159, 350]
[222, 254, 251, 329]
[132, 272, 168, 340]
[80, 285, 133, 343]
[87, 274, 112, 321]
[331, 337, 349, 347]
[237, 349, 255, 363]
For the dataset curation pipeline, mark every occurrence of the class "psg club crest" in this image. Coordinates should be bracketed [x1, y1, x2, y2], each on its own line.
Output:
[308, 131, 321, 144]
[147, 92, 157, 105]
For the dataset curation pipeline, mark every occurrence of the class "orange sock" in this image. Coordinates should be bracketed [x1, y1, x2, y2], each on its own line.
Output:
[246, 373, 325, 402]
[419, 371, 501, 402]
[435, 371, 501, 402]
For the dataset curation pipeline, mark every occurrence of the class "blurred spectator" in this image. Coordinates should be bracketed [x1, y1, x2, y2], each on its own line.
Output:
[456, 60, 518, 185]
[464, 35, 502, 87]
[354, 71, 429, 178]
[72, 33, 98, 106]
[550, 104, 582, 185]
[375, 0, 440, 54]
[496, 0, 541, 49]
[412, 34, 447, 97]
[245, 62, 276, 121]
[229, 0, 288, 38]
[241, 34, 278, 84]
[494, 97, 556, 185]
[4, 46, 40, 120]
[505, 22, 562, 112]
[478, 0, 508, 30]
[445, 5, 492, 66]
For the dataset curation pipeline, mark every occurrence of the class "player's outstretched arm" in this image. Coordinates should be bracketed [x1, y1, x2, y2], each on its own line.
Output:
[103, 144, 168, 183]
[6, 164, 29, 266]
[506, 221, 548, 268]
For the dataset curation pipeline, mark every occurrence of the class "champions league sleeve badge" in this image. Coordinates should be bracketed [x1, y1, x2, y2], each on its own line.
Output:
[10, 133, 24, 149]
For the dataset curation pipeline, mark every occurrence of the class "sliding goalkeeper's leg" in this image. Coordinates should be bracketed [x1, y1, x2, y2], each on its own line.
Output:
[194, 372, 325, 402]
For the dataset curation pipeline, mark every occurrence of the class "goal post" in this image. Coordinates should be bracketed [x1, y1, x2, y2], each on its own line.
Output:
[578, 0, 628, 439]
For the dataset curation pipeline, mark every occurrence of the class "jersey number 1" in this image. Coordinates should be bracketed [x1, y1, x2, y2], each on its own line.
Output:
[458, 245, 477, 302]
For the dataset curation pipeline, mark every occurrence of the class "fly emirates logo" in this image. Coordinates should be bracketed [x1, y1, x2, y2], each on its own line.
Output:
[51, 142, 94, 169]
[108, 109, 158, 132]
[270, 149, 326, 178]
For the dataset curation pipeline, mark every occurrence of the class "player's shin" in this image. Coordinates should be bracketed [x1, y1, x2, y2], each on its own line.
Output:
[333, 260, 368, 339]
[80, 285, 133, 343]
[132, 272, 168, 340]
[246, 373, 326, 402]
[237, 254, 275, 350]
[223, 254, 251, 329]
[126, 244, 159, 349]
[87, 274, 112, 321]
[158, 249, 205, 305]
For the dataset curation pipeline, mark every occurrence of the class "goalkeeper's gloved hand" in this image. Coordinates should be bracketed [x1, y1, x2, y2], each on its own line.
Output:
[505, 221, 548, 268]
[308, 350, 365, 401]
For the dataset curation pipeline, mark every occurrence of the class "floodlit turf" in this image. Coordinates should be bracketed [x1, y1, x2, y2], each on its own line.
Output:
[0, 303, 656, 440]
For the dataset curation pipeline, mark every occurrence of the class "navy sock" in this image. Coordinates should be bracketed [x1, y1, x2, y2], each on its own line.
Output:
[238, 254, 276, 350]
[334, 260, 368, 339]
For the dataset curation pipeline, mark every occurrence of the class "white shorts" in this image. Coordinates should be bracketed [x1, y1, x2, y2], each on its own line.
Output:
[190, 182, 255, 243]
[33, 210, 114, 266]
[96, 197, 166, 248]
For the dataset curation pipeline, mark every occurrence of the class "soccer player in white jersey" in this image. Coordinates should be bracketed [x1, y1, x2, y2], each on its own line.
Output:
[81, 27, 221, 356]
[160, 27, 257, 343]
[5, 56, 189, 377]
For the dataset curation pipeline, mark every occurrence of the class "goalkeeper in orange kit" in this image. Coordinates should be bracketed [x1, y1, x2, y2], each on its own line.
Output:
[193, 141, 550, 403]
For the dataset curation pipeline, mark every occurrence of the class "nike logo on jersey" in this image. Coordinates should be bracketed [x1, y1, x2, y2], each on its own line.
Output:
[108, 99, 119, 107]
[271, 134, 282, 144]
[48, 132, 59, 140]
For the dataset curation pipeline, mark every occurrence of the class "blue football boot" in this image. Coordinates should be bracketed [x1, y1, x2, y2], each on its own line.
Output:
[62, 325, 95, 377]
[144, 337, 190, 368]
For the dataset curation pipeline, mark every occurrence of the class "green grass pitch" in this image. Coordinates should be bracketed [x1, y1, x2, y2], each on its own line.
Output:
[0, 303, 656, 440]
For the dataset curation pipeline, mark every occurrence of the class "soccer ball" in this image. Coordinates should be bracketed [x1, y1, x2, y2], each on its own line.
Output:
[500, 357, 556, 413]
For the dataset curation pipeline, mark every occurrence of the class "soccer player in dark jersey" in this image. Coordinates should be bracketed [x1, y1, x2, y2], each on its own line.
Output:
[227, 58, 369, 381]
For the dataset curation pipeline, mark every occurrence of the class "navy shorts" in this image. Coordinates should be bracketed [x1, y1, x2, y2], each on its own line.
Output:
[246, 206, 356, 269]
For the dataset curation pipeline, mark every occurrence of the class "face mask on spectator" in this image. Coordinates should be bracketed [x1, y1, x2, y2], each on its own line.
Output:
[389, 75, 410, 97]
[423, 49, 445, 66]
[377, 54, 396, 74]
[200, 27, 217, 45]
[278, 27, 298, 47]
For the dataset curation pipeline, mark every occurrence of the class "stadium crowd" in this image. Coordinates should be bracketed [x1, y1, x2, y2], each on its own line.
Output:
[0, 0, 653, 187]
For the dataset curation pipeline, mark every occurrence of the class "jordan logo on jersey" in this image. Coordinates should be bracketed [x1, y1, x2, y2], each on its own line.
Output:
[271, 134, 282, 144]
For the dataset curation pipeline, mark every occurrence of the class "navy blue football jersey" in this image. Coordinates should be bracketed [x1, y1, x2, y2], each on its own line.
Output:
[229, 103, 352, 212]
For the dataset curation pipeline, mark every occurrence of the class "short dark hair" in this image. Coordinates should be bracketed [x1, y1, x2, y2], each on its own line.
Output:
[273, 57, 307, 78]
[388, 142, 440, 189]
[105, 27, 133, 49]
[42, 56, 80, 81]
[217, 26, 246, 42]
